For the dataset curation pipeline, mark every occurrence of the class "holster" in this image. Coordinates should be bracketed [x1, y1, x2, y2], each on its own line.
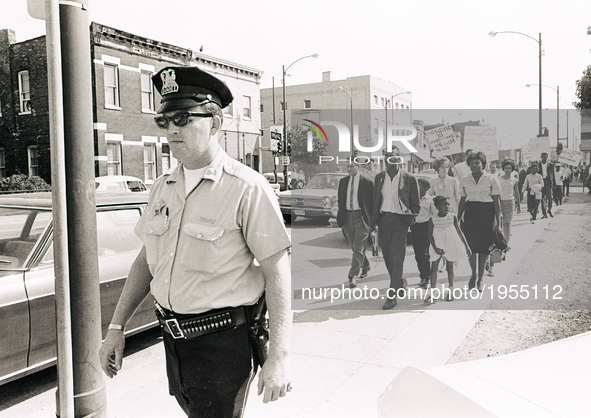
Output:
[248, 294, 269, 368]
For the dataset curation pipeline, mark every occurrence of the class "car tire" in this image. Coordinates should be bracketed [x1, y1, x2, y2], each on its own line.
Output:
[283, 213, 296, 223]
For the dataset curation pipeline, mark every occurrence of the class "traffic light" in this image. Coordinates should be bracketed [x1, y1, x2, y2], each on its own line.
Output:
[556, 143, 563, 156]
[286, 143, 291, 155]
[276, 141, 282, 154]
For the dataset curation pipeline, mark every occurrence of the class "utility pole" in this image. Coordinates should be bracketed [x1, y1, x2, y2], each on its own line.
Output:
[60, 1, 106, 416]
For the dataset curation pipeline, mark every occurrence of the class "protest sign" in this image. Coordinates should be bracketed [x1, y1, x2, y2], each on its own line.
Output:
[528, 137, 551, 160]
[463, 126, 497, 162]
[558, 147, 582, 166]
[424, 125, 462, 157]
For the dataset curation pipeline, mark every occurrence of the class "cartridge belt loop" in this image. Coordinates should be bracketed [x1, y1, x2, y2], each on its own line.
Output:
[155, 301, 248, 340]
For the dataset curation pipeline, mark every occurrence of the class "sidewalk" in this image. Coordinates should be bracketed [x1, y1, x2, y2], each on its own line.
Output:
[1, 190, 588, 418]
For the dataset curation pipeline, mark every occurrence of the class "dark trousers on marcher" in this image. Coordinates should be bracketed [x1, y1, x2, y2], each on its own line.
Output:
[541, 177, 553, 215]
[163, 323, 255, 418]
[342, 210, 370, 278]
[410, 220, 430, 283]
[378, 212, 409, 293]
[554, 185, 562, 205]
[562, 179, 570, 196]
[528, 194, 540, 220]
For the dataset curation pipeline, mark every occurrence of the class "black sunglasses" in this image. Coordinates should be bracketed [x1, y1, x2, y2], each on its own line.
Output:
[154, 112, 213, 129]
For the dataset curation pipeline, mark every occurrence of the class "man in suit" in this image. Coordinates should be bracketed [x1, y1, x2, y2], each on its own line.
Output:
[539, 152, 555, 218]
[370, 147, 420, 309]
[337, 162, 374, 288]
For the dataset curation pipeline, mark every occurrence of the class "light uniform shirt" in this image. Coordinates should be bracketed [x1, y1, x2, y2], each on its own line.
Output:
[135, 147, 291, 314]
[346, 174, 361, 211]
[523, 173, 544, 199]
[562, 166, 571, 181]
[460, 172, 502, 202]
[380, 170, 408, 214]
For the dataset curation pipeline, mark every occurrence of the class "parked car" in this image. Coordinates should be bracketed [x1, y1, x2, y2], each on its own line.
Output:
[263, 172, 291, 191]
[0, 192, 157, 386]
[95, 175, 148, 193]
[278, 172, 347, 223]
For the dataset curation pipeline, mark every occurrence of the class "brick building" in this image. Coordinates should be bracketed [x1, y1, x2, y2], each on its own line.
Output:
[0, 24, 263, 185]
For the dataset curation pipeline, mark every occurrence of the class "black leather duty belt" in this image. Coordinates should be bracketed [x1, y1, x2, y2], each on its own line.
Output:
[155, 301, 248, 340]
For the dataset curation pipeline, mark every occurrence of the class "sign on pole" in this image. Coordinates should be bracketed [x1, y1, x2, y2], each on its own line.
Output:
[558, 148, 582, 166]
[464, 126, 498, 163]
[270, 125, 282, 152]
[282, 156, 290, 166]
[423, 125, 462, 157]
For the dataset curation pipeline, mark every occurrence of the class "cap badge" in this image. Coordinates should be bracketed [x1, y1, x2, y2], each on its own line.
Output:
[160, 69, 179, 95]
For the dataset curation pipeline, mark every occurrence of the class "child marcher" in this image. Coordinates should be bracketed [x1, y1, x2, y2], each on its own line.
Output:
[522, 162, 543, 222]
[425, 196, 471, 302]
[412, 178, 438, 288]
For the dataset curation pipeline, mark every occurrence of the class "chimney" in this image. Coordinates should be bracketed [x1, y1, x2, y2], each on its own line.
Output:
[322, 71, 331, 82]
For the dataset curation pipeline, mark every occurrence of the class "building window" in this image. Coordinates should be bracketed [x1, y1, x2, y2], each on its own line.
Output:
[141, 70, 155, 112]
[223, 102, 233, 117]
[374, 118, 379, 135]
[374, 95, 378, 105]
[104, 64, 120, 108]
[162, 143, 171, 172]
[243, 96, 251, 119]
[27, 146, 39, 176]
[304, 100, 311, 109]
[18, 71, 31, 114]
[0, 148, 5, 179]
[107, 142, 121, 175]
[144, 143, 156, 182]
[381, 97, 385, 107]
[260, 104, 264, 112]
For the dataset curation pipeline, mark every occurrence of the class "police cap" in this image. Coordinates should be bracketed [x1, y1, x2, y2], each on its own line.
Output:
[152, 66, 233, 113]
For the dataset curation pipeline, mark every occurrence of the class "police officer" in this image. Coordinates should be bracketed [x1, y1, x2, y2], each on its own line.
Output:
[99, 66, 292, 417]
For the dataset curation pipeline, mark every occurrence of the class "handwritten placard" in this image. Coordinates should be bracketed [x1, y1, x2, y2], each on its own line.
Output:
[528, 137, 551, 161]
[558, 147, 582, 166]
[463, 126, 497, 162]
[424, 125, 462, 157]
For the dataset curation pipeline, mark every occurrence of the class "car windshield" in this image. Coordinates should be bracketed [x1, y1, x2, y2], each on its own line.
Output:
[0, 207, 51, 269]
[126, 180, 147, 192]
[305, 174, 342, 190]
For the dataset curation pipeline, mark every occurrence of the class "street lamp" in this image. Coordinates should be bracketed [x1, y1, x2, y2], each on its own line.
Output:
[339, 86, 354, 156]
[282, 53, 319, 190]
[385, 90, 412, 141]
[526, 84, 560, 146]
[489, 30, 543, 136]
[441, 112, 462, 124]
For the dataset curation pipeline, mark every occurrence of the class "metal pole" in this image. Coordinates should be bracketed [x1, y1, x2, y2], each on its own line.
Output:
[350, 95, 354, 157]
[59, 1, 107, 416]
[282, 65, 288, 191]
[45, 0, 74, 415]
[539, 33, 543, 136]
[557, 85, 559, 146]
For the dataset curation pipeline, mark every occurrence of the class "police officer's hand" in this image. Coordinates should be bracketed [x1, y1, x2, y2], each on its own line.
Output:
[257, 354, 292, 403]
[99, 330, 125, 378]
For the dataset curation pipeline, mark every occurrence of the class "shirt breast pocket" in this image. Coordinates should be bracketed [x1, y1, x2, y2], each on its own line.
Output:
[181, 223, 225, 276]
[143, 217, 170, 267]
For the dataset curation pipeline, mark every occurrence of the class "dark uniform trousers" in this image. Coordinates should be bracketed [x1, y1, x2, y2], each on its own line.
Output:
[410, 220, 430, 283]
[163, 307, 260, 418]
[378, 212, 410, 292]
[342, 210, 370, 278]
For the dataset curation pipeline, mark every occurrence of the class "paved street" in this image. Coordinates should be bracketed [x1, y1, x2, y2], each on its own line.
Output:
[0, 188, 589, 418]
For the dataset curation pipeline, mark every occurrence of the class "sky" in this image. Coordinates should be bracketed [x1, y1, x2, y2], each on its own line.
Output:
[2, 0, 590, 148]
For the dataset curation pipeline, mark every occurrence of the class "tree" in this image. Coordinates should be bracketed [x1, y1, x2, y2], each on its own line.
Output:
[573, 64, 591, 117]
[287, 124, 328, 167]
[0, 174, 51, 193]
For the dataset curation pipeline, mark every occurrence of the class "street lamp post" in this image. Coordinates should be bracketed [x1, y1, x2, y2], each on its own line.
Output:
[282, 54, 319, 191]
[339, 87, 354, 156]
[526, 84, 559, 145]
[385, 91, 412, 143]
[489, 30, 543, 136]
[441, 112, 462, 124]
